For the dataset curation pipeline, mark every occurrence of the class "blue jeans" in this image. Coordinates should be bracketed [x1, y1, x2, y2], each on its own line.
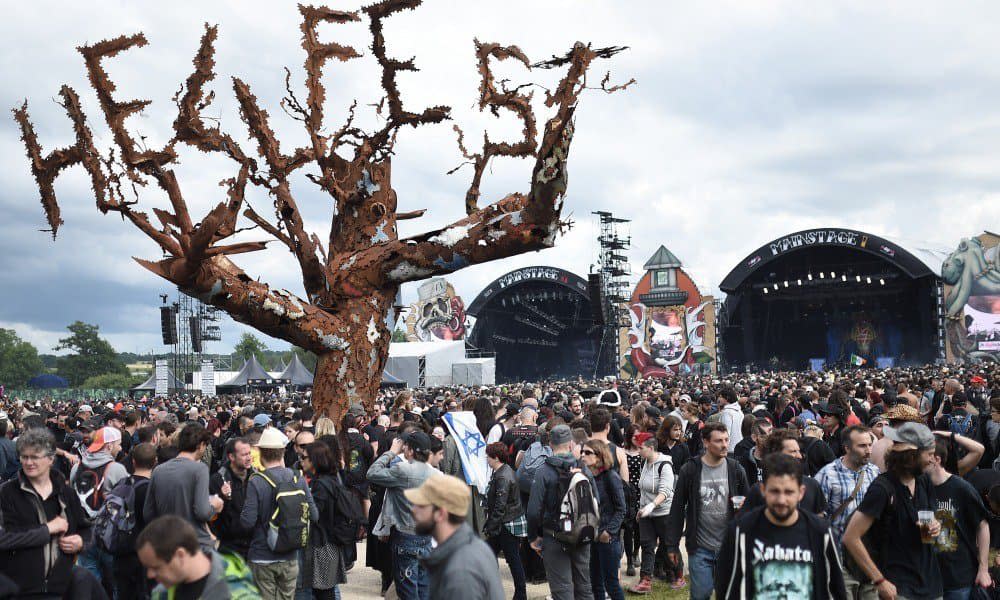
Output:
[391, 529, 432, 600]
[488, 529, 527, 600]
[589, 537, 625, 600]
[944, 588, 971, 600]
[688, 547, 717, 600]
[78, 543, 115, 597]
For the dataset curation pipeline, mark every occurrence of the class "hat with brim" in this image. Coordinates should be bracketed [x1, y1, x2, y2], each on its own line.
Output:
[884, 422, 935, 451]
[403, 474, 470, 517]
[883, 404, 922, 423]
[816, 402, 846, 418]
[257, 427, 289, 449]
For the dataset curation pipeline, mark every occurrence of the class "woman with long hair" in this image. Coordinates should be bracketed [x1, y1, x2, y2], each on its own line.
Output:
[301, 440, 350, 600]
[621, 426, 647, 576]
[679, 402, 704, 457]
[483, 442, 527, 600]
[581, 439, 626, 600]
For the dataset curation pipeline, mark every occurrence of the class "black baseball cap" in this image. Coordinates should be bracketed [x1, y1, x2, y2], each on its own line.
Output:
[403, 431, 431, 453]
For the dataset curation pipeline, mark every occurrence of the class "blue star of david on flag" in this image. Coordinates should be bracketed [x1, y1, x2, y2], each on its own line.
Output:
[460, 428, 486, 456]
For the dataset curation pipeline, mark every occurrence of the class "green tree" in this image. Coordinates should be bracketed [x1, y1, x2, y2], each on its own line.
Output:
[81, 372, 145, 390]
[391, 325, 408, 343]
[0, 328, 44, 387]
[234, 332, 268, 367]
[55, 321, 128, 387]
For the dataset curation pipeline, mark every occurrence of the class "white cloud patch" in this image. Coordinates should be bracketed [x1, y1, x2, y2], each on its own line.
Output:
[2, 1, 999, 353]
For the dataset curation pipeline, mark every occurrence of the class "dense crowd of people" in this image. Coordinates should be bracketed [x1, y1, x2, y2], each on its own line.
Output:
[0, 363, 998, 599]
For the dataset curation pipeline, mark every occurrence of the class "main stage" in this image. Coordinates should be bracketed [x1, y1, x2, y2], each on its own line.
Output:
[718, 229, 949, 370]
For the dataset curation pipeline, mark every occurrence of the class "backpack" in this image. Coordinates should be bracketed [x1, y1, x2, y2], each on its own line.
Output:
[344, 435, 370, 489]
[72, 462, 113, 518]
[552, 469, 601, 547]
[516, 442, 552, 494]
[947, 412, 974, 436]
[255, 472, 310, 553]
[93, 476, 149, 555]
[319, 476, 366, 546]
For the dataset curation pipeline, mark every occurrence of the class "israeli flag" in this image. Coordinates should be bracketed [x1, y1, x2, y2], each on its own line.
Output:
[442, 411, 491, 495]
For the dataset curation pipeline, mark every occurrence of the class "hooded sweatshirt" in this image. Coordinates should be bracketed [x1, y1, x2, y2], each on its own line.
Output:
[421, 522, 504, 600]
[638, 453, 674, 517]
[715, 506, 846, 600]
[69, 448, 129, 513]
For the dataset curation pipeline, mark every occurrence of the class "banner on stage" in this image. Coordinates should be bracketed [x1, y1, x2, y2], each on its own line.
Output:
[201, 360, 215, 397]
[809, 358, 825, 372]
[154, 360, 168, 397]
[442, 411, 491, 495]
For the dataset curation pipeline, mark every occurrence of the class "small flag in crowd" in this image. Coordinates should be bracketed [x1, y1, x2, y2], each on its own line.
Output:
[850, 354, 867, 366]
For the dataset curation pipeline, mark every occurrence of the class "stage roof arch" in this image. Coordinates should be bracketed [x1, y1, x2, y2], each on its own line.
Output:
[720, 228, 944, 293]
[467, 266, 590, 316]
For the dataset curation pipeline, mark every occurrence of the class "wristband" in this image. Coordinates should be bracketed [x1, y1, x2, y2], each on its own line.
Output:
[872, 577, 885, 586]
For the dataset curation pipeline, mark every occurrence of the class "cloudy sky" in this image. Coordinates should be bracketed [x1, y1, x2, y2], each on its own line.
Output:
[2, 0, 998, 355]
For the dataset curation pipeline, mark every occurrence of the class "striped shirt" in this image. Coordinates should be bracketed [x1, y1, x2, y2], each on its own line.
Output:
[814, 457, 880, 548]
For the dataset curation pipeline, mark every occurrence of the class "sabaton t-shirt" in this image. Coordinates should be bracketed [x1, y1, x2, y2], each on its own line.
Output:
[695, 460, 729, 552]
[749, 515, 813, 599]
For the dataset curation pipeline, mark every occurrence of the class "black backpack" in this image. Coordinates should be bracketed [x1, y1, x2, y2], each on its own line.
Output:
[255, 472, 310, 553]
[93, 476, 149, 555]
[320, 476, 365, 546]
[73, 462, 113, 518]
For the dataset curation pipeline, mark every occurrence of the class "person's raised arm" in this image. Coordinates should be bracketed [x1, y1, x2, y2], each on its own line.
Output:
[934, 430, 985, 476]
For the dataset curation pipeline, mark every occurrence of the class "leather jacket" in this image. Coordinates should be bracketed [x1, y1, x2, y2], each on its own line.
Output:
[484, 463, 523, 538]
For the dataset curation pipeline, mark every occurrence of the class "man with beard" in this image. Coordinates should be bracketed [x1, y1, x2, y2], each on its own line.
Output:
[815, 425, 881, 598]
[405, 474, 504, 600]
[842, 422, 944, 600]
[715, 454, 846, 599]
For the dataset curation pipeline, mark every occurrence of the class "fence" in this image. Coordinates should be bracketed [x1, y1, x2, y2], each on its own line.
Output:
[2, 389, 132, 402]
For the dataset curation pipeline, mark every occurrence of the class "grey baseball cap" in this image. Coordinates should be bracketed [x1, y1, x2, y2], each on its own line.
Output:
[884, 422, 935, 451]
[549, 424, 572, 446]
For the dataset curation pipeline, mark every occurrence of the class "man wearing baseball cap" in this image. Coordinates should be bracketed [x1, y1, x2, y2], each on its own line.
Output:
[367, 429, 436, 600]
[843, 422, 943, 599]
[70, 425, 129, 586]
[406, 474, 504, 600]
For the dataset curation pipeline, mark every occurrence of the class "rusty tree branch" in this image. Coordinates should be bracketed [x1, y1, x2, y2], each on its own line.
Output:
[453, 40, 537, 215]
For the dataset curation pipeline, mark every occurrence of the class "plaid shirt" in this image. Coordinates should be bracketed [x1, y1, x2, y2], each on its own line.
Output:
[814, 457, 880, 549]
[505, 514, 528, 538]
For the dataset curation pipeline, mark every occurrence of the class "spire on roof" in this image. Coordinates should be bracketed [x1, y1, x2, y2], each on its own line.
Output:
[643, 245, 682, 271]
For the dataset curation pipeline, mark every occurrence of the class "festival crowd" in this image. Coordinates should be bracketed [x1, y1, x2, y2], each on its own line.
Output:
[0, 363, 998, 600]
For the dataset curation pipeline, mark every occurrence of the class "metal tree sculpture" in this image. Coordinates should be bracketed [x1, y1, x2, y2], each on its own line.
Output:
[14, 1, 630, 422]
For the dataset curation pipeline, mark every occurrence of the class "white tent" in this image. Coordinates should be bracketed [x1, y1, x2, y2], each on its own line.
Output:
[452, 358, 496, 386]
[386, 341, 467, 388]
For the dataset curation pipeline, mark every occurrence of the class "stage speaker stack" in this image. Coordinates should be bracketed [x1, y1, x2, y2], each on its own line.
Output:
[189, 316, 202, 353]
[588, 273, 606, 326]
[160, 306, 176, 345]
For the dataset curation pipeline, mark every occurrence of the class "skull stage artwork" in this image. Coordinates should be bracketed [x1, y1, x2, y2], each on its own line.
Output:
[404, 278, 467, 342]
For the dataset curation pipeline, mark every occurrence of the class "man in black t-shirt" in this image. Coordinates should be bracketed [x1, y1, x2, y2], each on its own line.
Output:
[926, 437, 992, 596]
[843, 422, 943, 599]
[716, 454, 845, 599]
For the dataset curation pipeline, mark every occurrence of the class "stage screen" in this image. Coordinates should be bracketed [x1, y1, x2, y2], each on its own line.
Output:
[966, 295, 1000, 352]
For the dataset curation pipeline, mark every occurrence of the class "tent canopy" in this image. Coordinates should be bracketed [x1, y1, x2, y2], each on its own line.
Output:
[27, 374, 69, 389]
[132, 368, 185, 391]
[279, 354, 314, 386]
[220, 356, 271, 387]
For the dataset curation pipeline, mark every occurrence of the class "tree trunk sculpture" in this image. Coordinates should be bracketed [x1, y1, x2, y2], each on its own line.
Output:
[13, 2, 631, 423]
